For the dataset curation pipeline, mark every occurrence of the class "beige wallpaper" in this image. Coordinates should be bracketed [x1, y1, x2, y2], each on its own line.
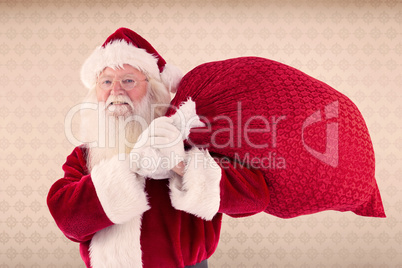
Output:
[1, 0, 401, 267]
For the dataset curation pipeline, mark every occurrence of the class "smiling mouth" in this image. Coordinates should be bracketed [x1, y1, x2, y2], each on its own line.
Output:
[110, 101, 128, 105]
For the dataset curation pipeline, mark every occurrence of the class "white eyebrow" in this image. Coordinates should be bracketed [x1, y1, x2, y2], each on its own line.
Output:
[100, 73, 137, 78]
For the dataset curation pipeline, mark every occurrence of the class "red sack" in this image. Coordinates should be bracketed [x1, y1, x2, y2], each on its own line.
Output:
[166, 57, 385, 218]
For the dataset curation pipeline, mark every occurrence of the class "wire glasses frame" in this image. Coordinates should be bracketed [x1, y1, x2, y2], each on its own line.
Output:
[97, 77, 149, 91]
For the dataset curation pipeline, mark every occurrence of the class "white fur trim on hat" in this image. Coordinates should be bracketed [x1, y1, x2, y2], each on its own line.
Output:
[161, 63, 183, 93]
[80, 40, 161, 90]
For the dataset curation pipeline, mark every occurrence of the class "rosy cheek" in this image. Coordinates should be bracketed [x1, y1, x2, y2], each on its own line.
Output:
[96, 89, 109, 102]
[127, 90, 146, 103]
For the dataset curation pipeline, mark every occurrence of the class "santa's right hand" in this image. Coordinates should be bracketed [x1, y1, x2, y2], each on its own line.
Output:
[129, 146, 172, 180]
[129, 116, 186, 179]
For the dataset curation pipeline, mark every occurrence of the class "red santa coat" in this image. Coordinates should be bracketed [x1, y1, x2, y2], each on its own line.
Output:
[47, 145, 269, 268]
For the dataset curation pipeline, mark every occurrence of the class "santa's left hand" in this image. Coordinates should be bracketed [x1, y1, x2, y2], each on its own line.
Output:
[130, 116, 186, 179]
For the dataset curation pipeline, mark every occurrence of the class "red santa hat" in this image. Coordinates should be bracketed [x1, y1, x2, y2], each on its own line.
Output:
[80, 27, 183, 93]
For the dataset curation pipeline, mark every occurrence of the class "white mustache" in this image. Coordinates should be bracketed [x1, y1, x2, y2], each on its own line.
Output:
[105, 95, 135, 110]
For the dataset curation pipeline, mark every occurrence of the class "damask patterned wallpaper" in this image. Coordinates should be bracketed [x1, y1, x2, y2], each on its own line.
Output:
[0, 0, 401, 267]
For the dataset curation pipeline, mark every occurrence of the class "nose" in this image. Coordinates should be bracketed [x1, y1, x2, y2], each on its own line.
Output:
[110, 80, 125, 95]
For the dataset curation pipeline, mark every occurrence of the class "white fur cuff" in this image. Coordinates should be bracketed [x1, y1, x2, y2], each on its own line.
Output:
[169, 147, 221, 220]
[91, 155, 150, 224]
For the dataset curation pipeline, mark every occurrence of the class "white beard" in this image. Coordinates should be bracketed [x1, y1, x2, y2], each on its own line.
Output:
[80, 92, 153, 171]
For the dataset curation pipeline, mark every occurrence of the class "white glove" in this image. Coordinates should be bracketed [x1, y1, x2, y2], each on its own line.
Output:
[130, 116, 186, 179]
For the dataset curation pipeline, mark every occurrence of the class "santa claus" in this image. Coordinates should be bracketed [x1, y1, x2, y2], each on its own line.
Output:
[47, 28, 270, 268]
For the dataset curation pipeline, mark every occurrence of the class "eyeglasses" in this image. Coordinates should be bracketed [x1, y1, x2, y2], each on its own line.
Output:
[97, 77, 148, 91]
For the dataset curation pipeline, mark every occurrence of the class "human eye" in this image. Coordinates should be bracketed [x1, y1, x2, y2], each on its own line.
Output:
[101, 79, 112, 85]
[122, 78, 136, 87]
[97, 78, 113, 90]
[122, 78, 135, 84]
[121, 78, 136, 90]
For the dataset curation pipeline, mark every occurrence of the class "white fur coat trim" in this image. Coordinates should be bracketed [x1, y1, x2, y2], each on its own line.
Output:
[89, 216, 143, 268]
[91, 154, 150, 224]
[169, 147, 222, 220]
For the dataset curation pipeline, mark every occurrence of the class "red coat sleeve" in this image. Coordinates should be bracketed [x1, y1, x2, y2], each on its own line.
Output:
[169, 147, 269, 220]
[47, 147, 113, 243]
[217, 155, 269, 218]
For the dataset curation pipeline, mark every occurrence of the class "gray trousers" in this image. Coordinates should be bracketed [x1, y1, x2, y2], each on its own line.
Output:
[184, 259, 208, 268]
